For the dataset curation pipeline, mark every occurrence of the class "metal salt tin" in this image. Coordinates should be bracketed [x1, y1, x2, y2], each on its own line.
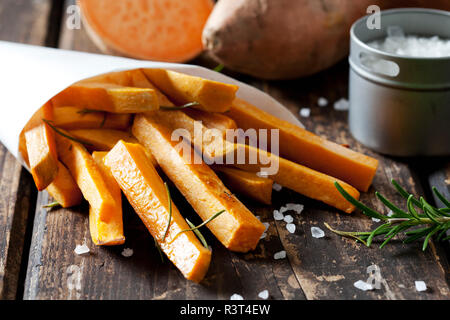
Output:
[349, 8, 450, 156]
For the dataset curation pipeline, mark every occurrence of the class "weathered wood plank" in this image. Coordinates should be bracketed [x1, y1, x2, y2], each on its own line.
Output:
[0, 0, 51, 299]
[261, 61, 450, 299]
[23, 0, 305, 300]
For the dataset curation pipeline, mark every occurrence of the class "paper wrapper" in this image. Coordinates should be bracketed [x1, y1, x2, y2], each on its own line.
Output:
[0, 41, 303, 168]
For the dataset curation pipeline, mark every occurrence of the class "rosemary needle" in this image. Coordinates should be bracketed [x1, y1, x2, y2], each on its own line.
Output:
[327, 179, 450, 250]
[186, 218, 209, 249]
[42, 201, 60, 209]
[160, 102, 200, 110]
[213, 63, 225, 73]
[42, 119, 93, 146]
[169, 210, 225, 245]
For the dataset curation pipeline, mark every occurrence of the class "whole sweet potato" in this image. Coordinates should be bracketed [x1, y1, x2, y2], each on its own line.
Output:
[202, 0, 450, 79]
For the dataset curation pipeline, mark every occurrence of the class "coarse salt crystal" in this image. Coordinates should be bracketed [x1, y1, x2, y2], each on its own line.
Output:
[299, 108, 311, 118]
[354, 280, 374, 291]
[255, 215, 261, 221]
[283, 215, 294, 223]
[286, 223, 296, 234]
[372, 217, 381, 223]
[272, 183, 282, 191]
[262, 222, 270, 232]
[274, 250, 286, 260]
[311, 227, 325, 238]
[258, 290, 269, 300]
[387, 210, 394, 217]
[415, 281, 427, 292]
[74, 244, 90, 255]
[260, 232, 267, 240]
[273, 210, 284, 221]
[121, 248, 133, 257]
[230, 294, 244, 300]
[286, 203, 304, 214]
[318, 97, 328, 107]
[333, 98, 349, 111]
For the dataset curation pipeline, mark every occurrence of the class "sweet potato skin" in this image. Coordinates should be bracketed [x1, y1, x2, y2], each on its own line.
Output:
[132, 114, 265, 252]
[228, 98, 378, 192]
[104, 141, 211, 282]
[203, 0, 450, 79]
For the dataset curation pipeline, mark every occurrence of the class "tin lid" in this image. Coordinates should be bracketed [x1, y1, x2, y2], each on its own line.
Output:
[350, 8, 450, 90]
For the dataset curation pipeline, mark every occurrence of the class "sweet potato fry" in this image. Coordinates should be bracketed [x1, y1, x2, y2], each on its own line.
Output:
[148, 110, 236, 161]
[228, 98, 379, 191]
[46, 161, 82, 208]
[142, 69, 238, 112]
[51, 82, 159, 113]
[25, 120, 58, 191]
[103, 141, 211, 282]
[214, 166, 273, 205]
[53, 106, 132, 130]
[132, 114, 265, 252]
[55, 132, 124, 245]
[228, 144, 360, 213]
[184, 108, 237, 138]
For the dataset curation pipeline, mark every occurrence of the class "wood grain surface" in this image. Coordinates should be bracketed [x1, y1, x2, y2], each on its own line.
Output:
[0, 0, 51, 300]
[1, 0, 449, 300]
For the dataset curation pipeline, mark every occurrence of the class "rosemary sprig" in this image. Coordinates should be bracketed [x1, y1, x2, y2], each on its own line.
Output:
[76, 109, 107, 127]
[42, 201, 61, 209]
[43, 119, 93, 146]
[154, 238, 164, 263]
[326, 179, 450, 250]
[185, 218, 209, 249]
[162, 183, 172, 241]
[160, 102, 200, 110]
[168, 210, 225, 245]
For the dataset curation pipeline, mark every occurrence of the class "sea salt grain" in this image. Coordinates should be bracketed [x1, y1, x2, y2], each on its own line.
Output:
[274, 250, 286, 260]
[260, 233, 267, 240]
[283, 215, 294, 223]
[318, 97, 328, 107]
[333, 98, 349, 111]
[372, 217, 381, 223]
[415, 281, 427, 292]
[263, 222, 270, 232]
[258, 290, 269, 300]
[284, 203, 304, 214]
[299, 108, 311, 118]
[121, 248, 134, 257]
[354, 280, 374, 291]
[230, 294, 244, 300]
[311, 227, 325, 238]
[74, 244, 90, 255]
[387, 210, 394, 217]
[286, 223, 296, 234]
[273, 210, 284, 221]
[272, 183, 282, 192]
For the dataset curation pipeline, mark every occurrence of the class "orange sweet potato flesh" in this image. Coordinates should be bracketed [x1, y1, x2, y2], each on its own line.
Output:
[51, 82, 159, 113]
[25, 121, 58, 191]
[55, 133, 124, 245]
[132, 114, 265, 252]
[83, 69, 175, 107]
[214, 166, 273, 205]
[229, 144, 360, 213]
[103, 141, 211, 282]
[46, 161, 82, 208]
[228, 98, 379, 192]
[184, 108, 237, 138]
[79, 0, 213, 63]
[142, 69, 238, 112]
[53, 106, 131, 130]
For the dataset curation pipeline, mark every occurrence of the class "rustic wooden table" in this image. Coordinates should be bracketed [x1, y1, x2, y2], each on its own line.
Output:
[0, 0, 449, 300]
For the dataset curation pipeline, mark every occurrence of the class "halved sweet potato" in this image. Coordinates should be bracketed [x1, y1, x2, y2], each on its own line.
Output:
[228, 98, 378, 191]
[51, 82, 159, 113]
[53, 106, 132, 130]
[25, 120, 58, 191]
[132, 114, 265, 252]
[214, 166, 273, 205]
[46, 161, 82, 208]
[103, 141, 211, 282]
[142, 69, 238, 112]
[184, 108, 237, 138]
[55, 132, 124, 245]
[229, 144, 360, 213]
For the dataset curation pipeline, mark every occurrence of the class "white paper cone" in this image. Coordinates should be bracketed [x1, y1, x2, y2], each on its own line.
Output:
[0, 41, 303, 167]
